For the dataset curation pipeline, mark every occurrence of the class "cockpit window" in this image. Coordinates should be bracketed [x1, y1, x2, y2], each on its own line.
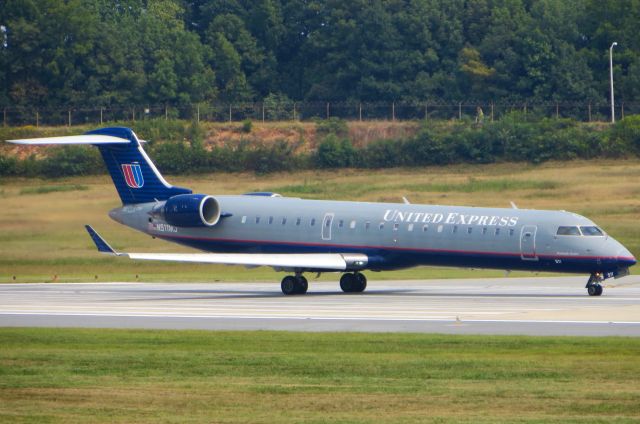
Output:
[580, 226, 604, 236]
[557, 226, 580, 236]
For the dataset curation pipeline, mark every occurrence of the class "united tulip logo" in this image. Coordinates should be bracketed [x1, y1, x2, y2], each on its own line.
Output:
[122, 163, 144, 188]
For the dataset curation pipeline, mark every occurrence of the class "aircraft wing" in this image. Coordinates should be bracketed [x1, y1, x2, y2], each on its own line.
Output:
[85, 225, 367, 272]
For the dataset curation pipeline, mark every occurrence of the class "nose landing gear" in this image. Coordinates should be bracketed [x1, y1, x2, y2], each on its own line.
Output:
[586, 273, 604, 296]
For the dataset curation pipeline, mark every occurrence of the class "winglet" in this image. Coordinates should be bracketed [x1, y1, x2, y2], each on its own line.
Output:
[85, 225, 118, 255]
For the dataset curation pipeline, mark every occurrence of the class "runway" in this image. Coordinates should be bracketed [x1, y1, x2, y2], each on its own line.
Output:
[1, 276, 640, 336]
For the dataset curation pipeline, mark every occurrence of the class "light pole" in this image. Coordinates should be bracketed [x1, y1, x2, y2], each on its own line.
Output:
[610, 42, 618, 123]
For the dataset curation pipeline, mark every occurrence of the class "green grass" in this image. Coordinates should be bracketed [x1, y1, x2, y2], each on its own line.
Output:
[0, 328, 639, 423]
[19, 184, 89, 195]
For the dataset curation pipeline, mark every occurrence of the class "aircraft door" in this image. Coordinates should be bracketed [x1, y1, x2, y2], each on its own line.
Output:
[322, 213, 334, 241]
[520, 225, 538, 261]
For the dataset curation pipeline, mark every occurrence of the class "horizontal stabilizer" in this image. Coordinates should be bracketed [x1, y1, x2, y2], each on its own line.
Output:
[7, 135, 129, 145]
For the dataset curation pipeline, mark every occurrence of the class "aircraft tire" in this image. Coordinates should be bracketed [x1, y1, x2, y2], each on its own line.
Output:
[296, 276, 308, 294]
[340, 273, 356, 292]
[587, 283, 603, 296]
[354, 273, 367, 292]
[281, 276, 297, 295]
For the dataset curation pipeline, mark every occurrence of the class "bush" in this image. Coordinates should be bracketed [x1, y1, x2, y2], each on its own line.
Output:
[316, 117, 348, 137]
[241, 119, 253, 133]
[315, 134, 355, 168]
[39, 146, 104, 177]
[361, 139, 403, 168]
[609, 115, 640, 156]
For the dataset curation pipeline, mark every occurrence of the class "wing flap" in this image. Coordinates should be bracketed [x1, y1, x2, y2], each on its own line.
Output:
[127, 252, 349, 271]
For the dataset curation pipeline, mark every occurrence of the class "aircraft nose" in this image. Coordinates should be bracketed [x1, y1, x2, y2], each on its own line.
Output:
[616, 248, 636, 268]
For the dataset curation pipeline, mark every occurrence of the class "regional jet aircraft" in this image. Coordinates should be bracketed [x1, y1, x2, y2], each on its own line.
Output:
[9, 127, 636, 295]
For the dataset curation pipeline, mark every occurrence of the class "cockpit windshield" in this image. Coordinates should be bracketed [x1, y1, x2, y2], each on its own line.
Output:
[557, 226, 580, 236]
[556, 226, 605, 236]
[580, 226, 604, 236]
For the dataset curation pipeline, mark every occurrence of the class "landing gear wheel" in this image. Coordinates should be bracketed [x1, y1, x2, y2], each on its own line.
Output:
[587, 283, 603, 296]
[295, 276, 308, 294]
[354, 273, 367, 292]
[340, 273, 356, 293]
[586, 273, 604, 296]
[281, 276, 297, 295]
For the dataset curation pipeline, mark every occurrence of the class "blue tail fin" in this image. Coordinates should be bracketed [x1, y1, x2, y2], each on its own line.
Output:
[85, 127, 191, 204]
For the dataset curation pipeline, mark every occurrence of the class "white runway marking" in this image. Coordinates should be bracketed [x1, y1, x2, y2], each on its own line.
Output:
[1, 276, 640, 335]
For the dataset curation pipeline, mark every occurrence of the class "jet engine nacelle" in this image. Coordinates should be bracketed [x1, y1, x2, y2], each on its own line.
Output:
[159, 194, 221, 227]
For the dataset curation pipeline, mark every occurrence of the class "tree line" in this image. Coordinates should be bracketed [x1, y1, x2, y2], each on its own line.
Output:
[2, 0, 640, 109]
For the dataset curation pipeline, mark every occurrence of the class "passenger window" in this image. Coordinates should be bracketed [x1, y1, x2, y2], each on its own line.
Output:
[495, 228, 500, 236]
[467, 227, 473, 234]
[350, 220, 356, 229]
[365, 221, 371, 230]
[338, 220, 344, 228]
[408, 223, 414, 232]
[241, 216, 247, 224]
[310, 218, 316, 226]
[509, 229, 514, 236]
[379, 223, 384, 230]
[452, 225, 458, 234]
[282, 217, 287, 225]
[268, 216, 274, 224]
[581, 226, 604, 236]
[255, 216, 260, 224]
[296, 217, 301, 226]
[437, 225, 443, 233]
[393, 223, 399, 231]
[482, 227, 487, 235]
[557, 226, 580, 236]
[423, 225, 428, 232]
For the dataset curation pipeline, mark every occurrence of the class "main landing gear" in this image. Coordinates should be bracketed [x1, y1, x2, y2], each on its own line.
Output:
[340, 272, 367, 293]
[586, 273, 604, 296]
[281, 274, 308, 295]
[279, 272, 368, 295]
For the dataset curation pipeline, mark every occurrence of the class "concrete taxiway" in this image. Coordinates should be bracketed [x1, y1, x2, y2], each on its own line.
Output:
[1, 276, 640, 336]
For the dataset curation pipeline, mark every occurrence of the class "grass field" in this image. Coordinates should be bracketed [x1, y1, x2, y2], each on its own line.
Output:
[0, 328, 639, 423]
[1, 160, 639, 283]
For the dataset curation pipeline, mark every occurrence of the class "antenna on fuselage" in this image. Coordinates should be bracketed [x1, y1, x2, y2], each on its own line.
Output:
[510, 201, 518, 209]
[402, 196, 411, 205]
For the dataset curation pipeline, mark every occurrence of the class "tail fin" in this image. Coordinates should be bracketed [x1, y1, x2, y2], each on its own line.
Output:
[8, 127, 191, 204]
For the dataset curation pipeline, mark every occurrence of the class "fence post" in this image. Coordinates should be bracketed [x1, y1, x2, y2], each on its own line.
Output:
[100, 107, 103, 124]
[36, 110, 39, 128]
[359, 102, 362, 121]
[132, 107, 135, 122]
[392, 101, 396, 121]
[262, 102, 265, 122]
[293, 102, 296, 121]
[68, 109, 71, 127]
[523, 102, 527, 114]
[458, 102, 462, 120]
[165, 105, 168, 120]
[326, 102, 330, 119]
[424, 103, 428, 120]
[490, 102, 494, 122]
[555, 102, 559, 119]
[227, 104, 231, 122]
[621, 102, 624, 120]
[3, 107, 6, 127]
[588, 102, 592, 122]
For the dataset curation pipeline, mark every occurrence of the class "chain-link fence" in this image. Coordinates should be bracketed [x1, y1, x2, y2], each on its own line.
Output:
[2, 100, 638, 127]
